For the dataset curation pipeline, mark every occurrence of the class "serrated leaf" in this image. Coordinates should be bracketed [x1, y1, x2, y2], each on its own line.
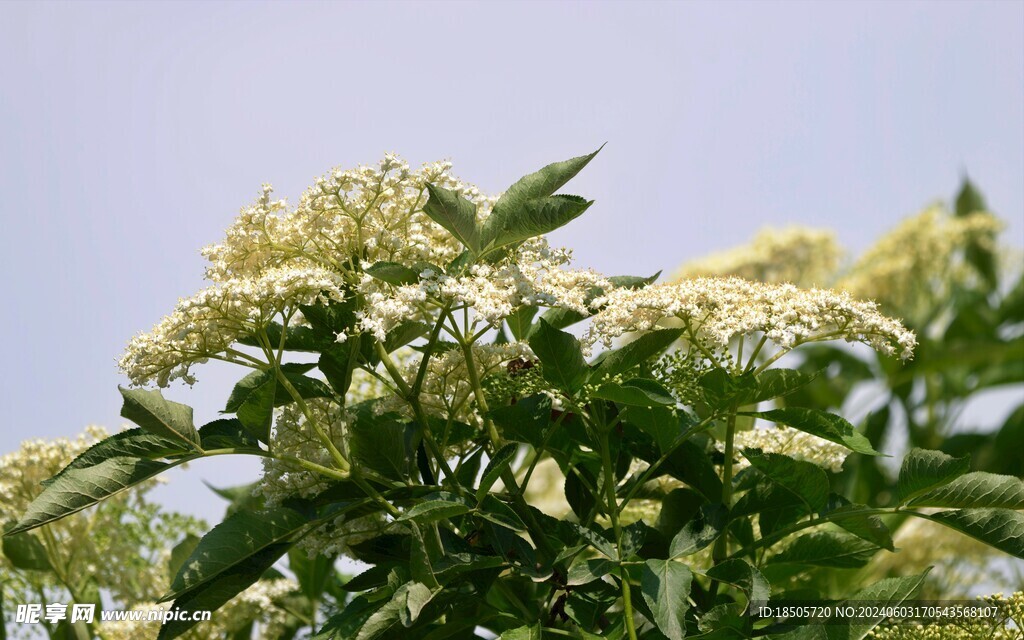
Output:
[164, 505, 308, 601]
[906, 471, 1024, 508]
[704, 559, 769, 606]
[365, 261, 420, 286]
[476, 443, 518, 503]
[768, 531, 879, 568]
[423, 183, 480, 254]
[641, 559, 692, 640]
[897, 448, 971, 503]
[482, 194, 593, 252]
[1, 525, 52, 572]
[528, 319, 589, 392]
[476, 494, 527, 532]
[743, 450, 830, 512]
[500, 623, 542, 640]
[42, 428, 185, 487]
[593, 329, 682, 379]
[349, 413, 410, 481]
[566, 558, 617, 586]
[922, 508, 1024, 559]
[670, 504, 726, 558]
[119, 387, 201, 450]
[158, 542, 289, 640]
[825, 502, 894, 551]
[745, 408, 879, 456]
[397, 497, 471, 525]
[8, 457, 172, 535]
[506, 305, 538, 341]
[593, 379, 675, 407]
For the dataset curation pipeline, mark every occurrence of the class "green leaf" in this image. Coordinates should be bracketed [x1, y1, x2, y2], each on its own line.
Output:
[923, 508, 1024, 559]
[382, 321, 431, 353]
[745, 369, 816, 405]
[320, 337, 362, 396]
[773, 571, 929, 640]
[907, 472, 1024, 509]
[483, 146, 602, 251]
[423, 183, 480, 254]
[164, 505, 309, 601]
[640, 559, 693, 640]
[1, 525, 52, 572]
[670, 504, 726, 558]
[742, 450, 829, 512]
[198, 419, 260, 451]
[476, 443, 518, 504]
[226, 372, 276, 442]
[506, 305, 538, 341]
[528, 319, 589, 392]
[158, 542, 289, 640]
[42, 428, 185, 486]
[593, 329, 682, 379]
[119, 387, 201, 451]
[592, 379, 675, 407]
[608, 272, 660, 289]
[745, 408, 880, 456]
[349, 411, 410, 481]
[481, 194, 593, 252]
[768, 531, 879, 568]
[407, 522, 439, 589]
[566, 558, 617, 586]
[167, 534, 201, 583]
[8, 457, 172, 535]
[397, 496, 471, 525]
[825, 502, 894, 551]
[365, 261, 420, 286]
[704, 559, 769, 606]
[897, 448, 971, 503]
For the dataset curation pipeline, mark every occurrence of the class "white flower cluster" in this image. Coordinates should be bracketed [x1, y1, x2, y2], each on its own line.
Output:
[674, 226, 843, 288]
[720, 425, 851, 473]
[585, 277, 917, 361]
[120, 264, 346, 386]
[837, 206, 1003, 321]
[202, 155, 493, 282]
[357, 238, 611, 341]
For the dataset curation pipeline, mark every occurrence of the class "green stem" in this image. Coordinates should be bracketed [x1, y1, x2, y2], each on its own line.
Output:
[599, 431, 639, 640]
[712, 408, 737, 566]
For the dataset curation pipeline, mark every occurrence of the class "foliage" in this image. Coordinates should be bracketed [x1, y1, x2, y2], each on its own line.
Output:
[5, 152, 1023, 639]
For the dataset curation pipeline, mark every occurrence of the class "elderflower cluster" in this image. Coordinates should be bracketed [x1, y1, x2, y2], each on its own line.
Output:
[868, 591, 1024, 640]
[97, 579, 300, 640]
[357, 238, 611, 340]
[838, 206, 1003, 322]
[673, 226, 842, 288]
[720, 426, 851, 473]
[585, 277, 916, 362]
[0, 428, 205, 622]
[202, 155, 494, 282]
[119, 264, 346, 386]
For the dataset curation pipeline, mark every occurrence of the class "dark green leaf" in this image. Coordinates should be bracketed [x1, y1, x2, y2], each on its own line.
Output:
[745, 408, 880, 456]
[423, 183, 480, 254]
[768, 531, 879, 568]
[499, 623, 542, 640]
[397, 496, 472, 525]
[482, 194, 593, 252]
[42, 429, 184, 486]
[593, 329, 682, 379]
[349, 413, 410, 481]
[923, 508, 1024, 560]
[907, 472, 1024, 509]
[704, 558, 770, 605]
[119, 387, 201, 450]
[1, 525, 52, 572]
[365, 261, 420, 286]
[506, 305, 538, 341]
[592, 379, 675, 407]
[8, 457, 172, 535]
[897, 448, 971, 503]
[670, 504, 726, 558]
[743, 450, 829, 512]
[529, 319, 589, 392]
[476, 443, 518, 504]
[640, 559, 692, 640]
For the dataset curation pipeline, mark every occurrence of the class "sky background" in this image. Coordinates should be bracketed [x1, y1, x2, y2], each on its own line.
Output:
[1, 0, 1022, 525]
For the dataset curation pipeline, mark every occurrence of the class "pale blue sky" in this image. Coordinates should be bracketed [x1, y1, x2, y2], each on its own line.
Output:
[1, 0, 1021, 523]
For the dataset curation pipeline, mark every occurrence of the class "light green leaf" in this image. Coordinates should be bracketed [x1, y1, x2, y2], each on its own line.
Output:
[592, 379, 675, 407]
[528, 319, 589, 392]
[1, 526, 52, 572]
[897, 448, 971, 503]
[670, 504, 726, 558]
[746, 408, 880, 456]
[423, 183, 480, 254]
[640, 559, 693, 640]
[164, 505, 308, 601]
[566, 558, 617, 586]
[119, 387, 201, 450]
[506, 305, 538, 341]
[8, 457, 172, 535]
[923, 508, 1024, 559]
[500, 623, 542, 640]
[742, 450, 830, 511]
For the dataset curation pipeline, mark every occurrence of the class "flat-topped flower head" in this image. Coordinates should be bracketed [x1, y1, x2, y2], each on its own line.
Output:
[585, 277, 916, 364]
[673, 226, 842, 288]
[119, 263, 346, 386]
